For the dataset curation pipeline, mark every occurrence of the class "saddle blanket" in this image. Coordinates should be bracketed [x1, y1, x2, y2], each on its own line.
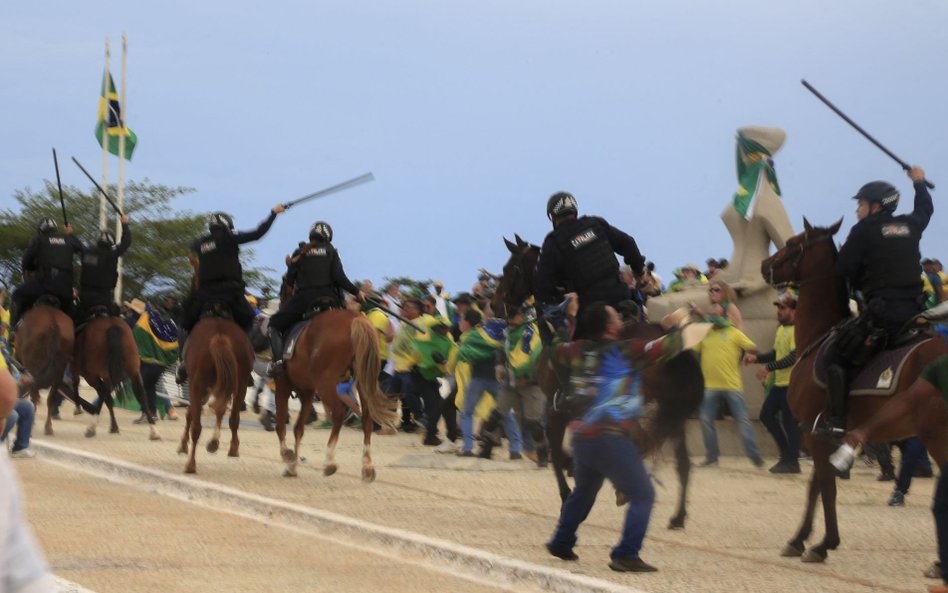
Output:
[283, 320, 310, 362]
[814, 335, 933, 396]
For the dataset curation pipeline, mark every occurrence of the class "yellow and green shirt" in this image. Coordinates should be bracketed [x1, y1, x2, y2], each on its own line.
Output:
[693, 325, 756, 392]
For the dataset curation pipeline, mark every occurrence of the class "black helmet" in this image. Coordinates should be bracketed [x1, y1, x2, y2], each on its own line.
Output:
[852, 181, 899, 213]
[38, 217, 57, 234]
[209, 212, 234, 232]
[546, 191, 578, 220]
[97, 229, 115, 247]
[309, 221, 333, 242]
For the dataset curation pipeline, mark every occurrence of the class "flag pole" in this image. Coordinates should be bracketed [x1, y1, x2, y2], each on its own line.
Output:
[114, 32, 128, 303]
[99, 38, 111, 231]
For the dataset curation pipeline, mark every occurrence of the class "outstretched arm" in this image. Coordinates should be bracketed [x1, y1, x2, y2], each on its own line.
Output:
[234, 205, 285, 244]
[604, 221, 645, 273]
[115, 219, 131, 256]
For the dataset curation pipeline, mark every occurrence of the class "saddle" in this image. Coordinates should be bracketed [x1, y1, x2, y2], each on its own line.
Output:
[74, 305, 113, 334]
[302, 297, 336, 321]
[814, 330, 933, 397]
[199, 301, 234, 321]
[281, 320, 311, 363]
[35, 294, 62, 309]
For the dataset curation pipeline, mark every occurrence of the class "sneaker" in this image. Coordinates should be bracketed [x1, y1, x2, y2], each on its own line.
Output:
[132, 413, 148, 425]
[877, 470, 896, 482]
[887, 490, 906, 507]
[924, 560, 942, 579]
[545, 543, 578, 561]
[523, 451, 539, 464]
[434, 440, 458, 454]
[769, 461, 802, 474]
[751, 457, 765, 469]
[166, 408, 179, 421]
[609, 556, 658, 572]
[422, 435, 443, 446]
[456, 450, 475, 458]
[915, 466, 935, 479]
[399, 421, 418, 434]
[51, 412, 61, 421]
[259, 410, 276, 432]
[510, 451, 523, 461]
[10, 448, 36, 459]
[698, 459, 718, 467]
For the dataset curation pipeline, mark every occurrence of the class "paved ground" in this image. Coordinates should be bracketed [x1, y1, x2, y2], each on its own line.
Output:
[10, 397, 942, 593]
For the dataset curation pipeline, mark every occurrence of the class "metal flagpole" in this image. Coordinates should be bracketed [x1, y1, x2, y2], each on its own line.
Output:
[115, 32, 127, 303]
[99, 38, 111, 231]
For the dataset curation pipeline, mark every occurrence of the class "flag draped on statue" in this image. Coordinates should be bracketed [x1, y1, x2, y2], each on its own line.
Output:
[732, 135, 781, 220]
[96, 71, 137, 160]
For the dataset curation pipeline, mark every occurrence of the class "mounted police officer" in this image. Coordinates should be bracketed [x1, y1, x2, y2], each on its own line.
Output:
[177, 205, 284, 382]
[266, 221, 364, 376]
[825, 165, 932, 432]
[77, 215, 131, 322]
[10, 218, 84, 328]
[534, 191, 645, 337]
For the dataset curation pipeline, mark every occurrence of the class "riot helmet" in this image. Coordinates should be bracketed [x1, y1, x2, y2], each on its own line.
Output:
[546, 191, 578, 221]
[309, 221, 333, 243]
[38, 217, 57, 234]
[852, 181, 899, 214]
[97, 229, 115, 248]
[209, 212, 235, 232]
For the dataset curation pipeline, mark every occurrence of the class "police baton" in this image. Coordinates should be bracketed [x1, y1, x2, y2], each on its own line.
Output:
[51, 148, 69, 227]
[801, 80, 935, 189]
[282, 173, 375, 210]
[71, 157, 125, 215]
[365, 297, 426, 334]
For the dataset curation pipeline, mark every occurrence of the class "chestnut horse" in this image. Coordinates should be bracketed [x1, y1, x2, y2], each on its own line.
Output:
[274, 309, 398, 480]
[73, 315, 160, 440]
[762, 218, 948, 562]
[177, 316, 254, 473]
[494, 235, 705, 529]
[14, 303, 75, 436]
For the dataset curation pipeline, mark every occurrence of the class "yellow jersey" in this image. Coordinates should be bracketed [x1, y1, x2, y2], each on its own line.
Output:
[693, 325, 756, 392]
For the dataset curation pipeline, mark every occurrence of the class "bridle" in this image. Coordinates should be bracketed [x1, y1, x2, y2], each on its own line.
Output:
[765, 231, 837, 290]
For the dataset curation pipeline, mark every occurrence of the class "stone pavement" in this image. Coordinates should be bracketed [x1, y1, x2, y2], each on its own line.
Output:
[11, 400, 941, 593]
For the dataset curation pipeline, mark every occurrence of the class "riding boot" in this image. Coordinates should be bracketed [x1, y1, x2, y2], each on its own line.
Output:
[477, 410, 504, 459]
[266, 327, 285, 377]
[823, 363, 849, 435]
[525, 419, 548, 468]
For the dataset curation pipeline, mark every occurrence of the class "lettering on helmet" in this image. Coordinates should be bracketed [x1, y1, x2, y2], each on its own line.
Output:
[880, 223, 911, 238]
[306, 247, 328, 256]
[48, 237, 66, 246]
[570, 229, 598, 249]
[199, 240, 218, 254]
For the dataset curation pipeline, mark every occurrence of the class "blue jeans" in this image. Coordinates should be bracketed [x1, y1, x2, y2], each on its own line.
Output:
[549, 435, 654, 559]
[934, 462, 948, 584]
[759, 385, 800, 464]
[895, 437, 931, 495]
[699, 389, 761, 463]
[1, 399, 36, 452]
[460, 376, 522, 453]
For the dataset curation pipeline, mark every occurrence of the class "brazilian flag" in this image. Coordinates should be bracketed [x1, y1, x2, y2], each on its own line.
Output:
[732, 135, 780, 220]
[133, 304, 178, 366]
[96, 71, 137, 160]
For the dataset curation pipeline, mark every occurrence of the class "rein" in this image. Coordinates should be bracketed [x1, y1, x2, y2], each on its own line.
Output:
[766, 232, 836, 290]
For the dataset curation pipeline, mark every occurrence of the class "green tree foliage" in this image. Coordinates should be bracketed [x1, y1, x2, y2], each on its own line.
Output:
[0, 179, 272, 299]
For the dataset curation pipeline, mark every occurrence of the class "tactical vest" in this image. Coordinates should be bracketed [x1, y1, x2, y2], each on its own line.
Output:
[197, 233, 242, 285]
[857, 213, 923, 300]
[295, 244, 335, 292]
[36, 233, 74, 282]
[80, 247, 118, 291]
[551, 216, 619, 290]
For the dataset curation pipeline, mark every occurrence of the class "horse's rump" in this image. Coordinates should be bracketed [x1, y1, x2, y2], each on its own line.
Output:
[208, 333, 239, 407]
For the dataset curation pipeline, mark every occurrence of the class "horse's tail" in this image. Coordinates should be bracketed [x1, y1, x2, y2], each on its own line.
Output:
[36, 319, 65, 387]
[350, 315, 398, 427]
[106, 324, 127, 403]
[209, 334, 239, 407]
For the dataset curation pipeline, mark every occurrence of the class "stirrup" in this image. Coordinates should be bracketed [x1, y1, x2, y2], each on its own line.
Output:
[266, 360, 284, 378]
[809, 411, 845, 437]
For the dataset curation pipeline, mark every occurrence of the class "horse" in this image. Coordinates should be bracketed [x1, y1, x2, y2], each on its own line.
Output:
[177, 316, 254, 473]
[274, 308, 398, 480]
[761, 218, 948, 562]
[73, 314, 160, 441]
[494, 235, 705, 529]
[13, 301, 75, 436]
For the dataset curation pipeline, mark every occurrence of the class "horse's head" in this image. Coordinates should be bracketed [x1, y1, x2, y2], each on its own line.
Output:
[492, 234, 540, 319]
[761, 217, 842, 288]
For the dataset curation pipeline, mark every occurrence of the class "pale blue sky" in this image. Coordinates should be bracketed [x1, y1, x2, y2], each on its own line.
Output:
[2, 1, 946, 294]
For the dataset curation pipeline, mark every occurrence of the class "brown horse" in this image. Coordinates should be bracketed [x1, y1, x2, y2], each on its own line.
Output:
[761, 218, 948, 562]
[73, 315, 160, 440]
[494, 235, 705, 529]
[14, 303, 75, 436]
[274, 309, 398, 480]
[177, 317, 254, 473]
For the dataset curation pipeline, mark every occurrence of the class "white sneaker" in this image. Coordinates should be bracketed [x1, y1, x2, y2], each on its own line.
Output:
[434, 440, 459, 454]
[10, 448, 36, 459]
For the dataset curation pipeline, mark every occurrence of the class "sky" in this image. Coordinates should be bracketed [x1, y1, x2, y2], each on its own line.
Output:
[2, 1, 946, 295]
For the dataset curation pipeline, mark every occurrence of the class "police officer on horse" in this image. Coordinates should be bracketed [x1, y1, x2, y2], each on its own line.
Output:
[266, 221, 364, 377]
[825, 166, 932, 432]
[177, 205, 285, 382]
[76, 215, 131, 323]
[534, 192, 645, 336]
[10, 218, 85, 328]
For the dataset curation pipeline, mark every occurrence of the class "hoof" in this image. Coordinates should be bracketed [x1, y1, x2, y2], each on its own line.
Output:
[324, 464, 338, 476]
[85, 427, 96, 438]
[149, 431, 162, 442]
[227, 448, 239, 458]
[667, 516, 686, 530]
[781, 542, 804, 558]
[207, 439, 219, 454]
[44, 425, 54, 436]
[362, 466, 376, 482]
[110, 426, 120, 434]
[184, 464, 196, 474]
[177, 445, 188, 455]
[281, 449, 296, 463]
[801, 549, 827, 563]
[283, 467, 298, 478]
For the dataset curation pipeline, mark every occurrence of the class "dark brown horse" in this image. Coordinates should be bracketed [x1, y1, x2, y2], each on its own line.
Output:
[73, 315, 160, 440]
[14, 303, 75, 436]
[274, 309, 398, 480]
[494, 235, 704, 529]
[762, 218, 948, 562]
[177, 317, 254, 473]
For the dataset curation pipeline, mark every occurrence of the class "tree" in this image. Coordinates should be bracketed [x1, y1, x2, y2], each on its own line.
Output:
[0, 179, 273, 299]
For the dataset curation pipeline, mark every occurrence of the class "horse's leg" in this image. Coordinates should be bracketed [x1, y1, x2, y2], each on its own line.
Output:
[802, 437, 840, 562]
[227, 380, 242, 457]
[546, 407, 573, 503]
[322, 390, 345, 477]
[72, 372, 95, 414]
[104, 387, 119, 434]
[44, 381, 60, 436]
[85, 381, 107, 438]
[184, 380, 203, 473]
[360, 389, 376, 482]
[667, 429, 691, 530]
[285, 389, 315, 478]
[130, 373, 160, 441]
[275, 381, 295, 469]
[178, 398, 192, 456]
[206, 396, 225, 454]
[783, 434, 822, 557]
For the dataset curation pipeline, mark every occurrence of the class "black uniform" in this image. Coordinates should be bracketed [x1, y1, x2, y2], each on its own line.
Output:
[534, 215, 643, 333]
[269, 241, 360, 334]
[11, 232, 84, 325]
[182, 211, 277, 333]
[78, 222, 131, 318]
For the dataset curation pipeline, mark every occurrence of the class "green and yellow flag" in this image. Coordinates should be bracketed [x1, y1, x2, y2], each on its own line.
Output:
[96, 71, 137, 160]
[732, 135, 780, 220]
